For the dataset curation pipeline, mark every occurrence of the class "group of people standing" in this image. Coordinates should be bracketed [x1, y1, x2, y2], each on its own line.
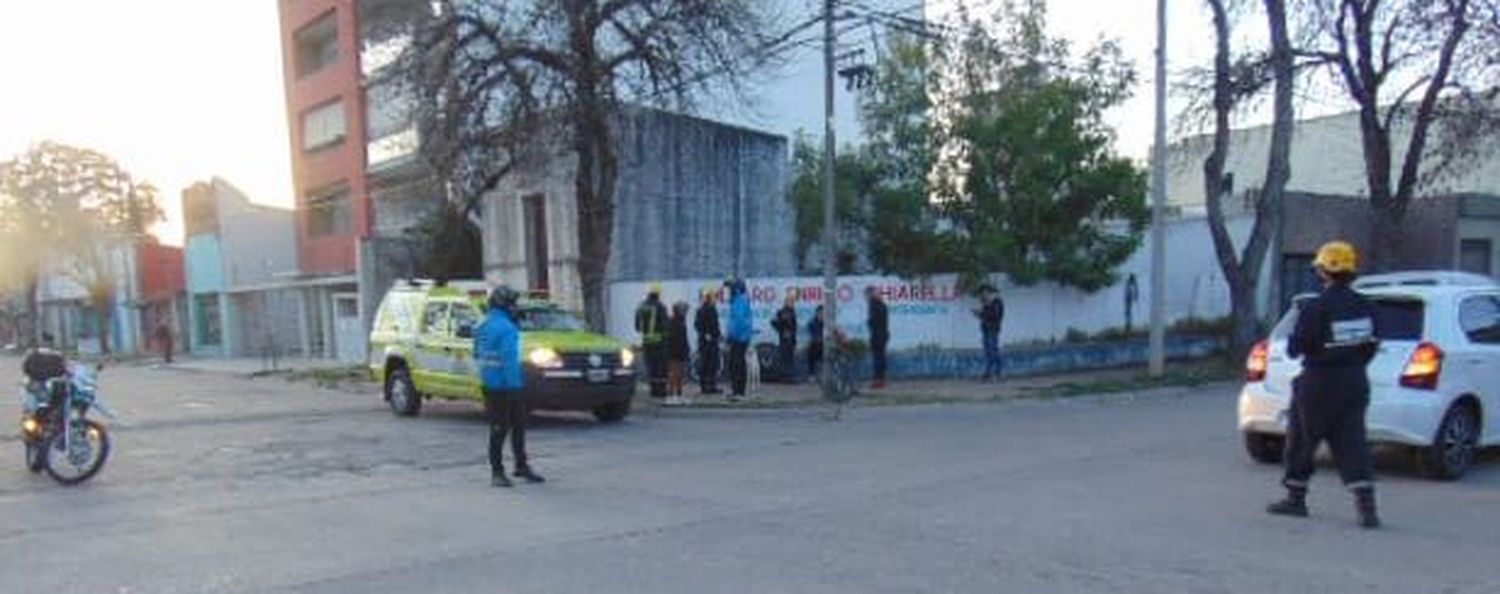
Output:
[632, 281, 1008, 401]
[635, 279, 756, 404]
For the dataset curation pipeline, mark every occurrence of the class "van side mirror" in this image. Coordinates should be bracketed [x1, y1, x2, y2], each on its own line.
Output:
[456, 325, 475, 339]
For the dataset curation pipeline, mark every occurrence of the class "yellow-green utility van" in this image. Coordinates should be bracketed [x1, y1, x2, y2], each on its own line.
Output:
[368, 280, 637, 422]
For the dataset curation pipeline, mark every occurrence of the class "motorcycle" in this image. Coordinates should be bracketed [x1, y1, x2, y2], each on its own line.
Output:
[19, 362, 115, 485]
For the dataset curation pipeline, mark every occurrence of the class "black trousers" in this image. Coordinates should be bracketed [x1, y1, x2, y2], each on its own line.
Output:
[1283, 370, 1374, 492]
[698, 339, 721, 392]
[778, 339, 796, 381]
[807, 340, 823, 378]
[485, 388, 528, 473]
[644, 342, 669, 397]
[728, 340, 749, 395]
[870, 337, 889, 381]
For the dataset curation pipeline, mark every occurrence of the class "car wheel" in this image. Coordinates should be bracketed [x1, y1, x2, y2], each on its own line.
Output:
[593, 400, 631, 423]
[1243, 432, 1284, 465]
[385, 367, 422, 417]
[1419, 402, 1480, 481]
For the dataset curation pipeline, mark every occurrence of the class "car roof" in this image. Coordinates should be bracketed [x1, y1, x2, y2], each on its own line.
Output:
[1353, 271, 1498, 292]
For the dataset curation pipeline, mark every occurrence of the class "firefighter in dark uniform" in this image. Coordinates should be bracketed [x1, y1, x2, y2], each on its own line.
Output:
[1267, 241, 1382, 528]
[695, 286, 723, 395]
[635, 284, 670, 398]
[772, 295, 798, 382]
[865, 287, 890, 390]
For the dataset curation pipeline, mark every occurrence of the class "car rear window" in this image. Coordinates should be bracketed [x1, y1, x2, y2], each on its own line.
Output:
[1269, 296, 1424, 341]
[1371, 298, 1424, 340]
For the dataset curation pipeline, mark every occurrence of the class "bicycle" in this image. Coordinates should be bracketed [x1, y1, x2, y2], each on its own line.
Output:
[821, 329, 863, 420]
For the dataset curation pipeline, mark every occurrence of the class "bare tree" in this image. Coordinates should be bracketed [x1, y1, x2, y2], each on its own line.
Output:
[1197, 0, 1297, 359]
[1293, 0, 1500, 270]
[404, 0, 777, 329]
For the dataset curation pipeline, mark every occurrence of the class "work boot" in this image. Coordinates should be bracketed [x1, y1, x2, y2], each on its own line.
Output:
[1354, 488, 1381, 529]
[491, 472, 514, 488]
[1266, 489, 1309, 518]
[514, 466, 546, 484]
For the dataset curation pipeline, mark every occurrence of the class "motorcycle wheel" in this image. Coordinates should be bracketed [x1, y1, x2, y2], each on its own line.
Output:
[42, 420, 110, 486]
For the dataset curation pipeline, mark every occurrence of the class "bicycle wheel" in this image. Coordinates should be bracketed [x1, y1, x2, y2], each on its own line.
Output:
[824, 356, 858, 404]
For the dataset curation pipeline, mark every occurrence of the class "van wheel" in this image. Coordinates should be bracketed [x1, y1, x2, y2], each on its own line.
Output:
[1419, 403, 1479, 481]
[593, 400, 631, 423]
[386, 367, 421, 417]
[1243, 432, 1284, 465]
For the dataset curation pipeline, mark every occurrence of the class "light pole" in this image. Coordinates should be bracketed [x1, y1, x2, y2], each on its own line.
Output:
[1148, 0, 1169, 377]
[821, 0, 839, 396]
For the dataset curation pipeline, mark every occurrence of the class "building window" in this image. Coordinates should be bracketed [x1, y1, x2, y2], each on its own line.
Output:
[523, 194, 550, 292]
[195, 294, 222, 347]
[306, 184, 354, 237]
[295, 10, 339, 78]
[1460, 238, 1492, 277]
[302, 100, 347, 152]
[1280, 254, 1319, 315]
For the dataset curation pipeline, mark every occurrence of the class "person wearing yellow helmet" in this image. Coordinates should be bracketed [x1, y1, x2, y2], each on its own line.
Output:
[1267, 240, 1382, 528]
[635, 284, 670, 399]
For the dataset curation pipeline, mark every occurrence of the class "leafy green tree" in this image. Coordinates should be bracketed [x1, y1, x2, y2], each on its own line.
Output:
[859, 4, 1148, 292]
[0, 142, 163, 351]
[786, 136, 876, 273]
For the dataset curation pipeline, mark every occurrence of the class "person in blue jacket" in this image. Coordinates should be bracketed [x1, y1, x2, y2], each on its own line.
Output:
[725, 278, 754, 400]
[475, 285, 544, 488]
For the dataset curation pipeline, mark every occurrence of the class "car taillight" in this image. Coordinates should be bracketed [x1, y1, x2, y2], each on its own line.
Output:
[1246, 339, 1269, 382]
[1400, 342, 1443, 390]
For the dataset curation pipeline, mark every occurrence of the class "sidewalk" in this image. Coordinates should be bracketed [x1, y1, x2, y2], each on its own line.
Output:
[140, 356, 343, 378]
[641, 359, 1236, 410]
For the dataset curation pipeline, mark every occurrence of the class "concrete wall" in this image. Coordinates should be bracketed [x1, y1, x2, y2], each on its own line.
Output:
[1280, 193, 1459, 269]
[607, 212, 1272, 351]
[484, 108, 796, 314]
[185, 235, 226, 295]
[1167, 110, 1500, 210]
[215, 180, 300, 287]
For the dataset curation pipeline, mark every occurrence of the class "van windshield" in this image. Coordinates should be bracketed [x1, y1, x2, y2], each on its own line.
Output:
[515, 308, 585, 332]
[1269, 295, 1424, 341]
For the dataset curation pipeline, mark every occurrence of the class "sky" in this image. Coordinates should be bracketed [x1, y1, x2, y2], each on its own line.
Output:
[0, 1, 292, 246]
[0, 1, 1223, 247]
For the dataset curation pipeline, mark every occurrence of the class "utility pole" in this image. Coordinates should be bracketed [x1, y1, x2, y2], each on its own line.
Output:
[821, 0, 839, 396]
[1148, 0, 1168, 377]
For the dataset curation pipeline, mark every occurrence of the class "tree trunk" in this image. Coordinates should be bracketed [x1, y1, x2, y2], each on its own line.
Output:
[573, 106, 618, 332]
[1202, 0, 1294, 362]
[1228, 277, 1260, 362]
[24, 275, 39, 348]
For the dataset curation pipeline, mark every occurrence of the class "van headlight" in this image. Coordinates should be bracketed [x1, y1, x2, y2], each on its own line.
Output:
[620, 348, 635, 368]
[528, 347, 563, 369]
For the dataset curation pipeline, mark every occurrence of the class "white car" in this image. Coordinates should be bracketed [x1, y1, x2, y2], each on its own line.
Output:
[1238, 271, 1500, 480]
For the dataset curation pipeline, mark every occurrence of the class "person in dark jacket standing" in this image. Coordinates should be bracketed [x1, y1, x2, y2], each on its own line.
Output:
[635, 284, 670, 399]
[771, 295, 798, 382]
[153, 321, 174, 364]
[1267, 241, 1381, 528]
[974, 284, 1005, 381]
[694, 286, 723, 395]
[665, 301, 691, 406]
[865, 287, 890, 389]
[725, 279, 753, 401]
[806, 304, 825, 381]
[475, 286, 543, 488]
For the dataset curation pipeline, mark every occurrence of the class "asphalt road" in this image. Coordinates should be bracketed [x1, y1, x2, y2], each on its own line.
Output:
[1, 359, 1497, 593]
